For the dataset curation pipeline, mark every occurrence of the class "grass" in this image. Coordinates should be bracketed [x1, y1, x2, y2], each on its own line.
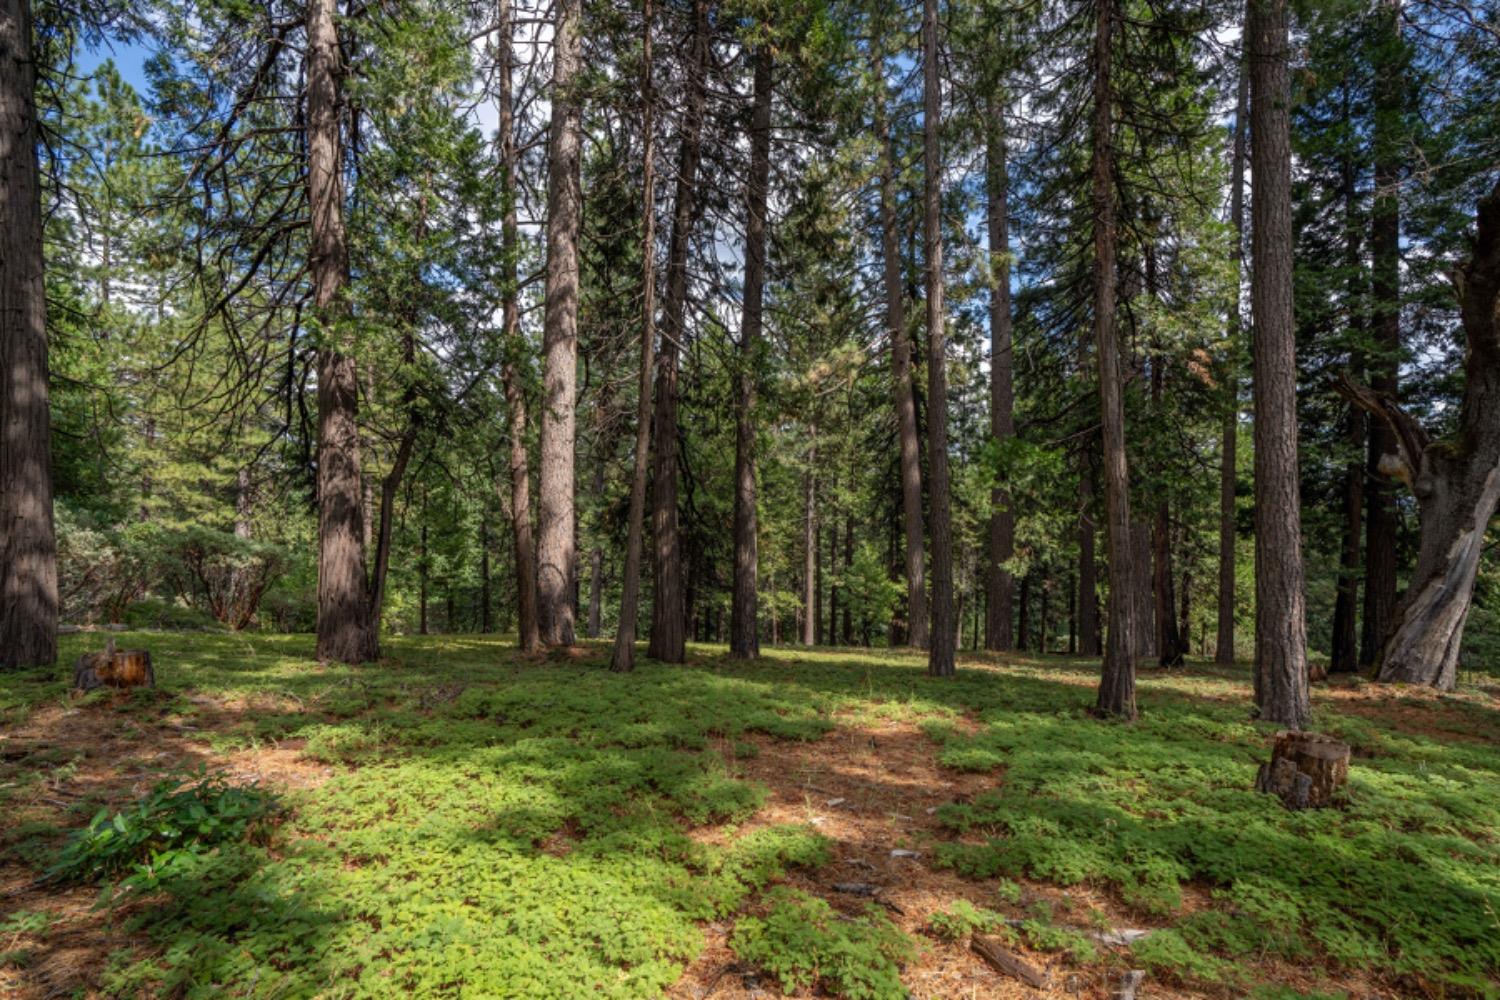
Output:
[2, 632, 1498, 998]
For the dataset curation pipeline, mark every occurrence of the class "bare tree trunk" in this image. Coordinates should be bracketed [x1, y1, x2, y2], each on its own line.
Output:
[609, 0, 657, 673]
[803, 433, 817, 646]
[875, 54, 929, 651]
[1091, 0, 1137, 718]
[1131, 517, 1155, 660]
[1361, 0, 1404, 668]
[985, 92, 1016, 652]
[1341, 177, 1500, 690]
[1216, 62, 1249, 666]
[1150, 360, 1184, 667]
[309, 0, 378, 665]
[1249, 0, 1310, 728]
[1331, 156, 1366, 673]
[586, 447, 605, 638]
[497, 0, 539, 653]
[649, 0, 709, 663]
[731, 45, 771, 660]
[923, 0, 956, 678]
[537, 0, 584, 647]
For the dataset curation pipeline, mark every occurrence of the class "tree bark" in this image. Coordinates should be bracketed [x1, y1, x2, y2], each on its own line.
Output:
[1361, 0, 1404, 668]
[308, 0, 378, 665]
[876, 53, 929, 650]
[649, 0, 709, 663]
[537, 0, 584, 647]
[803, 432, 817, 646]
[985, 92, 1016, 652]
[1341, 177, 1500, 689]
[1331, 157, 1367, 673]
[2, 0, 61, 669]
[1016, 573, 1032, 651]
[497, 0, 540, 653]
[1091, 0, 1137, 718]
[609, 0, 656, 673]
[1248, 0, 1311, 728]
[923, 0, 956, 677]
[1216, 60, 1249, 666]
[1077, 462, 1100, 655]
[731, 45, 771, 660]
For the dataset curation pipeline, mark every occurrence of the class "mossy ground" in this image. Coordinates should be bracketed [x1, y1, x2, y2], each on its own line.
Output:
[2, 633, 1497, 998]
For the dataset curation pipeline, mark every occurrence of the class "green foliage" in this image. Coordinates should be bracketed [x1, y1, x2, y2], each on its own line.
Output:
[925, 899, 1008, 942]
[730, 888, 916, 1000]
[50, 771, 279, 897]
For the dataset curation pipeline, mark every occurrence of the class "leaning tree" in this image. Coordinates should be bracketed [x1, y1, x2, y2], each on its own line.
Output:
[1339, 175, 1500, 690]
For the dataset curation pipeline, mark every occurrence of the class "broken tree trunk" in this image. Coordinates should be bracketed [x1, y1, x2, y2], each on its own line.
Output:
[1255, 731, 1350, 809]
[1334, 176, 1500, 691]
[971, 933, 1049, 989]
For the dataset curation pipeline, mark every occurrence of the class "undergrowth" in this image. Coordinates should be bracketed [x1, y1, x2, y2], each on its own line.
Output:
[2, 634, 1498, 997]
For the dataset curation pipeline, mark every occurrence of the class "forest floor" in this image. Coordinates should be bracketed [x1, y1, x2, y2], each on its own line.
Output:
[2, 633, 1497, 999]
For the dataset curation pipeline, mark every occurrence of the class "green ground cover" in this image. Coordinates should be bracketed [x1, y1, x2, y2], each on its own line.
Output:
[2, 633, 1498, 998]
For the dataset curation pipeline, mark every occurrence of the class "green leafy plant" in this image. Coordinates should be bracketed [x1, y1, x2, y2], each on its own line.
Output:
[731, 887, 916, 999]
[50, 770, 279, 894]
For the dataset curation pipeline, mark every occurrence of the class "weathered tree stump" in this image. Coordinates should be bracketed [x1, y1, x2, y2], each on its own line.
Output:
[1254, 731, 1350, 809]
[73, 638, 156, 692]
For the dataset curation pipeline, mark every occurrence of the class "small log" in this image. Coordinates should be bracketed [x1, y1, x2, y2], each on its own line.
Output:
[971, 933, 1049, 989]
[1254, 731, 1349, 809]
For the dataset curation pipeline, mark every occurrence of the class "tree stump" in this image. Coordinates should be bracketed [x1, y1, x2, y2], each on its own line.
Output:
[1254, 731, 1350, 809]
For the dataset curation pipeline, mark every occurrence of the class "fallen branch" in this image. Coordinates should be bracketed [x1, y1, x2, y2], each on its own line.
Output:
[971, 933, 1049, 989]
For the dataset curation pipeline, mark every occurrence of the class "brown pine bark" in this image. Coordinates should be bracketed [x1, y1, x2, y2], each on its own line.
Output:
[498, 0, 539, 653]
[876, 52, 929, 650]
[730, 45, 771, 660]
[537, 0, 584, 647]
[1360, 0, 1404, 667]
[0, 0, 58, 669]
[1340, 176, 1500, 690]
[609, 0, 657, 673]
[923, 0, 956, 677]
[1216, 62, 1249, 666]
[649, 0, 709, 663]
[308, 0, 378, 665]
[1091, 0, 1137, 718]
[984, 93, 1016, 652]
[1248, 0, 1310, 728]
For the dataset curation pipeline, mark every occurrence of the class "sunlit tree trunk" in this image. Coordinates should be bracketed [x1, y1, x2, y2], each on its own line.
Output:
[537, 0, 584, 647]
[1248, 0, 1311, 728]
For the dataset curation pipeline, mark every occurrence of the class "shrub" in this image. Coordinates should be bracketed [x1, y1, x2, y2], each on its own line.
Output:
[730, 888, 916, 1000]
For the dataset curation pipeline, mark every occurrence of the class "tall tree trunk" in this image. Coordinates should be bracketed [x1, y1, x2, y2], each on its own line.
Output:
[984, 92, 1016, 652]
[609, 0, 656, 673]
[802, 433, 817, 646]
[481, 517, 493, 633]
[842, 515, 854, 645]
[419, 510, 429, 635]
[649, 0, 710, 663]
[309, 0, 378, 665]
[1342, 177, 1500, 689]
[1361, 0, 1404, 667]
[497, 0, 540, 653]
[1017, 573, 1032, 650]
[537, 0, 584, 647]
[1131, 516, 1155, 659]
[368, 321, 420, 635]
[1216, 61, 1249, 665]
[1248, 0, 1311, 728]
[731, 45, 771, 659]
[586, 447, 605, 638]
[1091, 0, 1137, 718]
[876, 53, 929, 650]
[923, 0, 957, 677]
[1150, 359, 1184, 667]
[1330, 155, 1366, 673]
